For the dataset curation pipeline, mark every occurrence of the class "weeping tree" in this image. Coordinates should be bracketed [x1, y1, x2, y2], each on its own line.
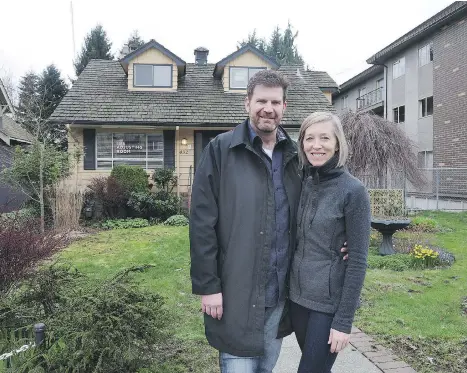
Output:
[340, 111, 425, 189]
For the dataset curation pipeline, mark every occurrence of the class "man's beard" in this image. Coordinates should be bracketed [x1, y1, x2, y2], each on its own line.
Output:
[251, 115, 280, 133]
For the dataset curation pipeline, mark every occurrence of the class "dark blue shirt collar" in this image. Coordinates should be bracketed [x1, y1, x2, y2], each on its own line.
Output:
[247, 119, 287, 145]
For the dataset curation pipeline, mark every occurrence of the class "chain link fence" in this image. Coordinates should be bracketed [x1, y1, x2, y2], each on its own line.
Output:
[405, 168, 467, 211]
[355, 168, 467, 211]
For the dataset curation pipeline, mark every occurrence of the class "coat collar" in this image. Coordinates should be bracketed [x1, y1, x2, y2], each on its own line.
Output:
[304, 154, 344, 183]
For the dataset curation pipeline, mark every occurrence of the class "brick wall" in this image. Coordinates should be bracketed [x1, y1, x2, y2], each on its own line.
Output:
[433, 16, 467, 168]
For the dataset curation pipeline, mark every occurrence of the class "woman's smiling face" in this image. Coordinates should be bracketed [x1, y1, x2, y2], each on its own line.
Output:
[302, 120, 338, 167]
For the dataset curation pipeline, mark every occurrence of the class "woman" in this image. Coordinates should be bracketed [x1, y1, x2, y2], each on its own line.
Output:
[289, 112, 371, 373]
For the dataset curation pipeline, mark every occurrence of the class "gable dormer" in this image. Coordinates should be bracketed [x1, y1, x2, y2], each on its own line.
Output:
[213, 44, 280, 92]
[120, 39, 186, 92]
[0, 78, 15, 116]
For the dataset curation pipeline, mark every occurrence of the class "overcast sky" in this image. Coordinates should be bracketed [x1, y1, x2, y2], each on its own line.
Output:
[0, 0, 455, 90]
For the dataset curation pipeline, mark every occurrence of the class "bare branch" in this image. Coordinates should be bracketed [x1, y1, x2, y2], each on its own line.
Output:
[341, 111, 426, 188]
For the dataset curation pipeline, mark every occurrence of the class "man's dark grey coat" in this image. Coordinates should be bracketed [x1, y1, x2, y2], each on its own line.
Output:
[189, 120, 301, 357]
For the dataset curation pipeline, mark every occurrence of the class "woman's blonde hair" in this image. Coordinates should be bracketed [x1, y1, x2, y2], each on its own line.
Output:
[297, 112, 349, 168]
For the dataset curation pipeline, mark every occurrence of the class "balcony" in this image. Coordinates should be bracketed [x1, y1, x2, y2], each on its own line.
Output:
[357, 87, 384, 112]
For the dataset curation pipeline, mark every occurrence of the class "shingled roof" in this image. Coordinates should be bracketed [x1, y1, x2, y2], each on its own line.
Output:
[0, 115, 34, 145]
[50, 60, 334, 128]
[304, 70, 338, 90]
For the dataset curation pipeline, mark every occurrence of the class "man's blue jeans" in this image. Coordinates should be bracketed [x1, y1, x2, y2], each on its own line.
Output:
[219, 301, 285, 373]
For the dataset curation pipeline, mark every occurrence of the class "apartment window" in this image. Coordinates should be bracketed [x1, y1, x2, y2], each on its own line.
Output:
[417, 151, 433, 168]
[96, 132, 164, 170]
[357, 87, 367, 109]
[419, 43, 433, 67]
[393, 57, 405, 79]
[230, 67, 266, 89]
[134, 64, 173, 87]
[342, 95, 349, 109]
[376, 78, 384, 89]
[419, 96, 434, 117]
[393, 105, 405, 123]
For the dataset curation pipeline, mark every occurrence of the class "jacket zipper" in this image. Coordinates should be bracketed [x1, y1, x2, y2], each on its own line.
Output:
[297, 177, 318, 298]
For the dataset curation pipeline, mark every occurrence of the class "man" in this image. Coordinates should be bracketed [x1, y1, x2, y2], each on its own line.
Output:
[190, 70, 346, 372]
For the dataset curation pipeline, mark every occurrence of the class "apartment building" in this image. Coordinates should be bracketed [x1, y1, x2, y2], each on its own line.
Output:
[334, 1, 467, 171]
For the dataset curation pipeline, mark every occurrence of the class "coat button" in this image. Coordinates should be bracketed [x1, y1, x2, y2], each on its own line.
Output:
[260, 231, 264, 235]
[252, 304, 256, 308]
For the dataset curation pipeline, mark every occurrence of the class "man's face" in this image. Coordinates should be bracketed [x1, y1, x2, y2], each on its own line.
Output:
[244, 85, 287, 134]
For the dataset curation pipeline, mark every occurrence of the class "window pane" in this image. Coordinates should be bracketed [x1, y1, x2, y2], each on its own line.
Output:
[134, 65, 153, 86]
[419, 45, 426, 66]
[393, 108, 398, 123]
[113, 133, 147, 168]
[230, 67, 248, 89]
[248, 68, 265, 80]
[96, 132, 112, 169]
[153, 65, 172, 87]
[393, 61, 400, 79]
[427, 96, 433, 116]
[147, 134, 164, 169]
[399, 106, 405, 123]
[400, 57, 405, 76]
[429, 43, 434, 62]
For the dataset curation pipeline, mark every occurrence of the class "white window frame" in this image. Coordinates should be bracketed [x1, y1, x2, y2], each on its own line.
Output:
[96, 132, 164, 170]
[133, 64, 173, 88]
[393, 57, 406, 79]
[229, 66, 266, 89]
[393, 105, 405, 123]
[342, 95, 349, 109]
[419, 96, 434, 118]
[376, 78, 384, 89]
[418, 150, 433, 168]
[418, 42, 433, 67]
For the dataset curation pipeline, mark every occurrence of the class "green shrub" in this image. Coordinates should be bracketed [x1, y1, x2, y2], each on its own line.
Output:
[110, 165, 149, 197]
[0, 264, 172, 372]
[152, 168, 177, 193]
[367, 253, 414, 271]
[128, 192, 181, 221]
[409, 216, 438, 232]
[101, 218, 149, 230]
[164, 215, 189, 226]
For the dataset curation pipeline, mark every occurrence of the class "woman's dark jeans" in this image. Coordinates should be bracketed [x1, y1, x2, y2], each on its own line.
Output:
[290, 301, 338, 373]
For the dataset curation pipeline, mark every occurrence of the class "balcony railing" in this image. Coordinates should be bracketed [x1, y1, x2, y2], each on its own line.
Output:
[357, 87, 383, 110]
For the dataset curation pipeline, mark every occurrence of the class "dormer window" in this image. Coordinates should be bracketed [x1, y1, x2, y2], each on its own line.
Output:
[229, 67, 266, 89]
[134, 64, 173, 88]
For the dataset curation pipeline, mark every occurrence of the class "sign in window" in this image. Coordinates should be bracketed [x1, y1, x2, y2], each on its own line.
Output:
[96, 132, 164, 169]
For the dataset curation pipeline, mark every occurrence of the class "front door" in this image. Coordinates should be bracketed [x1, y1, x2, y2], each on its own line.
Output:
[194, 130, 226, 171]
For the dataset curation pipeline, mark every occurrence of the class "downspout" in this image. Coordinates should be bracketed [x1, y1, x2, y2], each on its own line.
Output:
[176, 125, 180, 198]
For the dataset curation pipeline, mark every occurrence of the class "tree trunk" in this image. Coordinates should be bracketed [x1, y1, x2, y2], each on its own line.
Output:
[39, 142, 45, 233]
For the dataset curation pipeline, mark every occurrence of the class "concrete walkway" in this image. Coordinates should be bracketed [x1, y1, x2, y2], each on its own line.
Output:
[274, 327, 418, 373]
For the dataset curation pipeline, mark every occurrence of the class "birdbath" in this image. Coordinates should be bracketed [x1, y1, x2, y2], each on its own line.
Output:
[371, 218, 411, 255]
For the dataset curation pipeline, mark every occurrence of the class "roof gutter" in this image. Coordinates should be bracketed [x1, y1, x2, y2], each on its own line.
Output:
[367, 3, 467, 64]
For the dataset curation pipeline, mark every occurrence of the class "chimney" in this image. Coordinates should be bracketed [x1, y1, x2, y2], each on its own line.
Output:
[194, 47, 209, 65]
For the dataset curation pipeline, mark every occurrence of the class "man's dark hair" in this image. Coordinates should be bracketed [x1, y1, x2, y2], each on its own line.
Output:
[247, 70, 289, 102]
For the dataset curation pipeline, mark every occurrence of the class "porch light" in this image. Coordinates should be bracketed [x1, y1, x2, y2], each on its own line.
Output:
[181, 138, 188, 145]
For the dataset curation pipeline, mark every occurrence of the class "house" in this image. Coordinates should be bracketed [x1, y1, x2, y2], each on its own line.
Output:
[0, 79, 34, 212]
[50, 41, 336, 196]
[333, 1, 467, 173]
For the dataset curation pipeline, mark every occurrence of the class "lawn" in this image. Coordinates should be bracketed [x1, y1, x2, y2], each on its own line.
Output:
[41, 211, 466, 373]
[355, 211, 467, 373]
[57, 225, 218, 373]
